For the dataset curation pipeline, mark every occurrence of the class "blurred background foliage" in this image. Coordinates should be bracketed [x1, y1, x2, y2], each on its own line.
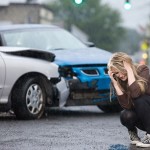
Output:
[47, 0, 142, 54]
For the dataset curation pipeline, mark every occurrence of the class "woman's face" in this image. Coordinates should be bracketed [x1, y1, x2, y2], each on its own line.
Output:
[111, 68, 128, 81]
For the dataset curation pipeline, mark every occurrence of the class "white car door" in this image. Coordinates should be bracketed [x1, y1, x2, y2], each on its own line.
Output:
[0, 54, 5, 100]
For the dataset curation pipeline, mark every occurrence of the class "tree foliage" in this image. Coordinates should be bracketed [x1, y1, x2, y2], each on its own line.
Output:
[47, 0, 125, 52]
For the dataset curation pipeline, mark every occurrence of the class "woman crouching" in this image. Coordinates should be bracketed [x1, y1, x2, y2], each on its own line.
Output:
[108, 52, 150, 148]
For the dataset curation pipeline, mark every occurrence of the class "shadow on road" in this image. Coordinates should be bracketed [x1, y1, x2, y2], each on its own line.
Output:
[0, 106, 120, 120]
[44, 106, 120, 118]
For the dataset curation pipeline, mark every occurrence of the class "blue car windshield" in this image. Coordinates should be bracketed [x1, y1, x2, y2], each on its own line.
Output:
[3, 28, 87, 50]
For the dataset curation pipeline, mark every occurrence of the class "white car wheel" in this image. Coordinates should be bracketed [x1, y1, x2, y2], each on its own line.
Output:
[26, 83, 44, 115]
[12, 77, 46, 120]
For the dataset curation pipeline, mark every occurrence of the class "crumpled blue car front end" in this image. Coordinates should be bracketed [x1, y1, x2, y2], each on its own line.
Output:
[53, 47, 117, 110]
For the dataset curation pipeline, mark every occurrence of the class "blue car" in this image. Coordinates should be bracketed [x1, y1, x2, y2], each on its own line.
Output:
[0, 24, 120, 113]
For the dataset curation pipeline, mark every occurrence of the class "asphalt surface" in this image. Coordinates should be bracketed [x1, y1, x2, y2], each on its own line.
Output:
[0, 106, 148, 150]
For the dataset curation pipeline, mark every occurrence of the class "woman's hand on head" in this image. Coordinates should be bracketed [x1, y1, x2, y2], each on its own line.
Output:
[123, 61, 132, 71]
[123, 61, 135, 85]
[108, 70, 117, 84]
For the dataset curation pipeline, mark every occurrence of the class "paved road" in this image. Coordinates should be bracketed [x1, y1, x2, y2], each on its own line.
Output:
[0, 106, 147, 150]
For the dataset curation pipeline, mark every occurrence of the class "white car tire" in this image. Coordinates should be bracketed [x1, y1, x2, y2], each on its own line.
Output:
[12, 76, 46, 120]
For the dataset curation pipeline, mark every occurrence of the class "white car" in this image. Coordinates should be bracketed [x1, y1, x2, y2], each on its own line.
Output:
[0, 47, 60, 119]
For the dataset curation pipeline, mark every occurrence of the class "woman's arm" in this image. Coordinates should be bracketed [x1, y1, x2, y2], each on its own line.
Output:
[108, 69, 131, 109]
[125, 64, 149, 98]
[138, 65, 149, 80]
[108, 70, 123, 95]
[123, 61, 135, 86]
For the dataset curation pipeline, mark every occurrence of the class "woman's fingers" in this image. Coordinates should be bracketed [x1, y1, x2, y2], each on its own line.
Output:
[123, 61, 130, 69]
[108, 70, 117, 83]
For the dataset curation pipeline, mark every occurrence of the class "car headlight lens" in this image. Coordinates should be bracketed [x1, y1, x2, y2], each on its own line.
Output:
[58, 66, 75, 78]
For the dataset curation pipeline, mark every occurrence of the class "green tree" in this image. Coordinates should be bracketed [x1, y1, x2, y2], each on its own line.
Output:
[48, 0, 125, 52]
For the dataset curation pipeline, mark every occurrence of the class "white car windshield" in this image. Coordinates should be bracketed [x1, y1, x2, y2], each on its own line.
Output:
[3, 28, 87, 50]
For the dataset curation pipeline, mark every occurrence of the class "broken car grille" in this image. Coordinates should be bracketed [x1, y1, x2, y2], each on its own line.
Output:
[81, 69, 99, 76]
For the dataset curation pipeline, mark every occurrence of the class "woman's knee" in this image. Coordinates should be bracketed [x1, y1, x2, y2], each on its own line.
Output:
[120, 109, 137, 126]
